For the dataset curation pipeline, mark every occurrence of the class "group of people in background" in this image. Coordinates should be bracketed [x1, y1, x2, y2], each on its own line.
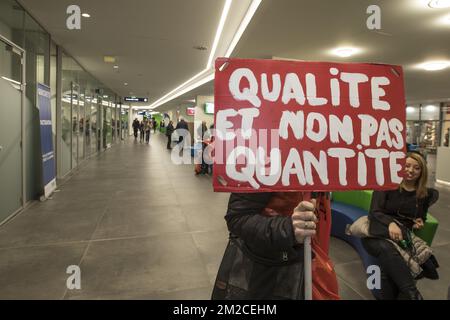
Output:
[195, 121, 214, 175]
[164, 117, 187, 150]
[132, 117, 158, 144]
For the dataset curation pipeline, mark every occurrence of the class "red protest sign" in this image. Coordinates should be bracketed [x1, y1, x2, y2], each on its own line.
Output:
[213, 58, 406, 193]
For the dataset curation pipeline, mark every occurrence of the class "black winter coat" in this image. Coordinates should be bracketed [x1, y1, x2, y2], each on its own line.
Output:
[211, 193, 305, 300]
[166, 123, 174, 136]
[368, 188, 439, 238]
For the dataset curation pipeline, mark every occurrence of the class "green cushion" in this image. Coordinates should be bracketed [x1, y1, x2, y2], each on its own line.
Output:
[332, 190, 373, 212]
[414, 214, 439, 246]
[332, 190, 439, 246]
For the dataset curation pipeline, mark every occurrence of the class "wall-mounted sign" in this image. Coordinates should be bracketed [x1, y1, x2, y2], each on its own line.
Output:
[186, 107, 196, 116]
[204, 102, 214, 114]
[37, 83, 57, 198]
[124, 97, 148, 102]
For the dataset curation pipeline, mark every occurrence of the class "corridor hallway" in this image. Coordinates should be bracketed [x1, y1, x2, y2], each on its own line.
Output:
[1, 133, 449, 299]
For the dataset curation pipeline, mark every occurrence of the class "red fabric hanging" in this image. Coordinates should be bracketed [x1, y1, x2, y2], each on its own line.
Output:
[263, 192, 340, 300]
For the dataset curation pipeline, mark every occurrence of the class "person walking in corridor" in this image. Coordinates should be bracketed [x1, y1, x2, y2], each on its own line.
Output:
[144, 118, 151, 143]
[139, 120, 145, 142]
[132, 118, 140, 139]
[175, 117, 188, 145]
[166, 120, 174, 149]
[152, 118, 157, 133]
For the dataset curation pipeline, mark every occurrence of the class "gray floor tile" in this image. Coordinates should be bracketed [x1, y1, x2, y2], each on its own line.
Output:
[1, 134, 449, 300]
[64, 234, 211, 299]
[181, 204, 228, 233]
[0, 208, 105, 248]
[337, 276, 368, 300]
[431, 226, 450, 247]
[191, 230, 229, 284]
[92, 205, 189, 239]
[334, 260, 374, 300]
[0, 243, 87, 299]
[328, 237, 360, 265]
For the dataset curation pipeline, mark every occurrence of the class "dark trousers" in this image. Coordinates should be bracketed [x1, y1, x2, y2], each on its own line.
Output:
[145, 130, 150, 143]
[362, 237, 419, 299]
[140, 130, 144, 141]
[167, 134, 172, 149]
[200, 143, 208, 173]
[133, 129, 138, 138]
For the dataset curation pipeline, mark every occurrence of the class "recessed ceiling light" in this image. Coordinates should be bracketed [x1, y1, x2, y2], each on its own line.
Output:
[439, 14, 450, 24]
[124, 82, 128, 86]
[103, 95, 108, 98]
[406, 106, 416, 113]
[331, 47, 361, 58]
[82, 13, 90, 18]
[428, 0, 450, 8]
[418, 60, 450, 71]
[193, 45, 208, 51]
[103, 56, 115, 63]
[113, 65, 119, 69]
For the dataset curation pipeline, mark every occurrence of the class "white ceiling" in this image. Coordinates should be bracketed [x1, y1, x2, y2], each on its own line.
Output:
[18, 0, 227, 99]
[18, 0, 450, 108]
[233, 0, 450, 103]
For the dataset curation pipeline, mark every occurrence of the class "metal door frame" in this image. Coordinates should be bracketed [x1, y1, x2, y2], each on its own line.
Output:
[0, 33, 26, 225]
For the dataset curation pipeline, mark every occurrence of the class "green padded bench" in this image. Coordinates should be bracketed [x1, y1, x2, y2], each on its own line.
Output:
[332, 190, 439, 246]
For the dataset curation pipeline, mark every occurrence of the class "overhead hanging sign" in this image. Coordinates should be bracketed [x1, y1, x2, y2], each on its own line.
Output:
[37, 83, 57, 198]
[213, 58, 406, 192]
[124, 97, 148, 102]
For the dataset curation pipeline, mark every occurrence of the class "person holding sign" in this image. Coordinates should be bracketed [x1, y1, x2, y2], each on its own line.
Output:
[212, 58, 407, 300]
[211, 192, 340, 300]
[362, 152, 439, 300]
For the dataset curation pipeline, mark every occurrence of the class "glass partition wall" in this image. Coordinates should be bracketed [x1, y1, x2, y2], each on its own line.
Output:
[59, 51, 120, 177]
[406, 102, 448, 155]
[0, 0, 120, 221]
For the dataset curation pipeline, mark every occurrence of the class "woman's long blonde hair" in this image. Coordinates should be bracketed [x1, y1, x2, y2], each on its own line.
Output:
[400, 152, 428, 199]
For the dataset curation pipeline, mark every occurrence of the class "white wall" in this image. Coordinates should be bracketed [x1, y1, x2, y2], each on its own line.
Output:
[194, 95, 214, 126]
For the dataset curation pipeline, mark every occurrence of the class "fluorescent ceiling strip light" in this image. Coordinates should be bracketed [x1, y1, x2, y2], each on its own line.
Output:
[149, 68, 209, 108]
[134, 105, 156, 110]
[207, 0, 233, 68]
[146, 0, 261, 110]
[225, 0, 262, 57]
[157, 72, 215, 107]
[1, 76, 21, 85]
[149, 0, 232, 109]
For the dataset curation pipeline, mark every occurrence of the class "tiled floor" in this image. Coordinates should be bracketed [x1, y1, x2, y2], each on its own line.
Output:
[0, 134, 449, 300]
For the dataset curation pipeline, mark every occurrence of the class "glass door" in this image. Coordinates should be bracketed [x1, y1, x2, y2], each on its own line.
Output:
[104, 101, 112, 149]
[84, 93, 91, 156]
[0, 36, 24, 223]
[71, 82, 79, 169]
[78, 89, 85, 161]
[90, 93, 98, 154]
[97, 95, 103, 151]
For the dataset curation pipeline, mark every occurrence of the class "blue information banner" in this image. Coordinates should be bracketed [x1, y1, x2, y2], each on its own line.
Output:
[37, 83, 56, 198]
